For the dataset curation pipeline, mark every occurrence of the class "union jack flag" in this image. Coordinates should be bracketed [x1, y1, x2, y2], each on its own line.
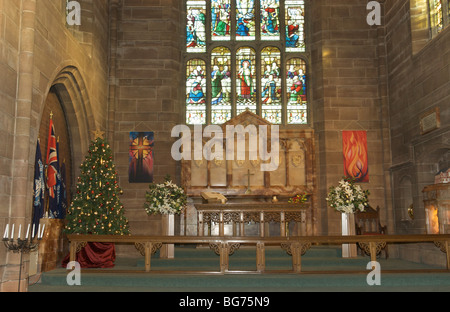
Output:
[46, 118, 58, 198]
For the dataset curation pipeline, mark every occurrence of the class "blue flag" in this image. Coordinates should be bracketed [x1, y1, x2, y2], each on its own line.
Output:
[32, 140, 45, 237]
[58, 160, 67, 219]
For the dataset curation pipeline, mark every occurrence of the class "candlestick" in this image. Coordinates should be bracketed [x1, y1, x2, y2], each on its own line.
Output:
[3, 224, 8, 239]
[40, 224, 46, 239]
[3, 223, 43, 253]
[2, 223, 43, 293]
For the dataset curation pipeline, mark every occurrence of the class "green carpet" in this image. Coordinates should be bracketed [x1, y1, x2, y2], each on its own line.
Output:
[29, 245, 450, 292]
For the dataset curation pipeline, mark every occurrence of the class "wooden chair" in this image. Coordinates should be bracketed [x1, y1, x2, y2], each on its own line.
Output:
[355, 206, 388, 259]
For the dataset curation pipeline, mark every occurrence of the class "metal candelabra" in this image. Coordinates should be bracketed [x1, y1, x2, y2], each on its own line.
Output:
[3, 224, 45, 292]
[3, 237, 41, 253]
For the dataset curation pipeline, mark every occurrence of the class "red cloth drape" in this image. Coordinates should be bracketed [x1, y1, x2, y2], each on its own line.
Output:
[62, 242, 116, 269]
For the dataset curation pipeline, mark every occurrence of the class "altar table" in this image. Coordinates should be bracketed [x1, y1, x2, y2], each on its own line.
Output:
[195, 203, 308, 237]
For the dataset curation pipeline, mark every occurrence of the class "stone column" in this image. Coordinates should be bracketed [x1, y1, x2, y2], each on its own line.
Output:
[107, 0, 122, 146]
[3, 0, 37, 292]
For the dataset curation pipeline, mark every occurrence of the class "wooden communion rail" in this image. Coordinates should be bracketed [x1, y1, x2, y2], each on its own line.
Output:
[67, 234, 450, 274]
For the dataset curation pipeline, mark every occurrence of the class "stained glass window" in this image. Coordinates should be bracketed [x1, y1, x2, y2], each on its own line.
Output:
[236, 47, 257, 115]
[286, 58, 307, 124]
[187, 1, 207, 53]
[236, 0, 256, 40]
[186, 59, 207, 124]
[261, 47, 282, 124]
[433, 0, 444, 33]
[212, 0, 231, 41]
[185, 0, 308, 126]
[211, 47, 232, 124]
[261, 0, 280, 41]
[428, 0, 450, 37]
[286, 0, 305, 52]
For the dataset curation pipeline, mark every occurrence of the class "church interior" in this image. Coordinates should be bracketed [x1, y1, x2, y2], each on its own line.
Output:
[0, 0, 450, 292]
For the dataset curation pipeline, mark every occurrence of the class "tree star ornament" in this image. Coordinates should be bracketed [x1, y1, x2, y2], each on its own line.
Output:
[92, 129, 105, 140]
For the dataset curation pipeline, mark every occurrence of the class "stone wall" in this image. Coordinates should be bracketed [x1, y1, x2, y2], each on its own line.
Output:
[385, 0, 450, 234]
[310, 0, 392, 235]
[2, 0, 449, 289]
[113, 0, 184, 239]
[0, 0, 110, 291]
[112, 0, 394, 239]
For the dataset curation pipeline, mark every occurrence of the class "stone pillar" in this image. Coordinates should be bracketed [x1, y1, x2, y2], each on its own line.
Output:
[2, 0, 37, 292]
[107, 0, 122, 146]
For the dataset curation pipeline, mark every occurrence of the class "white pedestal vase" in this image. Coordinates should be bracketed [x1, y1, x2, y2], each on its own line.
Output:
[341, 213, 357, 258]
[161, 214, 175, 259]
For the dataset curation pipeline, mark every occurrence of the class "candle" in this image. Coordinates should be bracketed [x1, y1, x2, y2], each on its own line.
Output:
[26, 224, 30, 240]
[3, 224, 9, 239]
[18, 224, 21, 239]
[40, 224, 46, 239]
[11, 224, 14, 240]
[32, 224, 35, 239]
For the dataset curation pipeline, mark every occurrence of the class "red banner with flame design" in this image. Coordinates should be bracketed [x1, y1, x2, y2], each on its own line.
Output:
[343, 131, 369, 183]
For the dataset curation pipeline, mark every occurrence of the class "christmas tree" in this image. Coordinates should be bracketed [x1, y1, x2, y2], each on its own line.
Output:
[65, 133, 130, 235]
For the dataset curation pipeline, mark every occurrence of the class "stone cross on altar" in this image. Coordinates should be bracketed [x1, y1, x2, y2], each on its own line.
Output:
[244, 169, 254, 194]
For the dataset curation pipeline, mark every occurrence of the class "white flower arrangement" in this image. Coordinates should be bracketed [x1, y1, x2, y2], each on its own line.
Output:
[326, 177, 370, 214]
[144, 179, 187, 215]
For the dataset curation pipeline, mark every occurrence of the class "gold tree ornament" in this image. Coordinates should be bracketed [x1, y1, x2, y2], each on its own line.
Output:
[92, 129, 105, 140]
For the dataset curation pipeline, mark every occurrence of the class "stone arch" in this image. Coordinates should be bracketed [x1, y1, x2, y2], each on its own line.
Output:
[45, 65, 95, 181]
[33, 65, 94, 272]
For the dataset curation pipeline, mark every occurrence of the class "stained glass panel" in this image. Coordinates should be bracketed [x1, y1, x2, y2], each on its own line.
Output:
[434, 0, 444, 33]
[187, 1, 207, 53]
[211, 0, 231, 41]
[286, 58, 307, 124]
[261, 47, 282, 124]
[211, 47, 232, 124]
[285, 0, 305, 52]
[185, 0, 310, 125]
[261, 0, 280, 41]
[236, 0, 256, 40]
[236, 47, 257, 114]
[186, 59, 207, 124]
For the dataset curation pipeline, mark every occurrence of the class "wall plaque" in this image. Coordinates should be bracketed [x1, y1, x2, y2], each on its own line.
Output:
[420, 107, 440, 135]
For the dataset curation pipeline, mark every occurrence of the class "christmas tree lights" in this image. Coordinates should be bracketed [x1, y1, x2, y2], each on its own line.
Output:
[65, 135, 130, 235]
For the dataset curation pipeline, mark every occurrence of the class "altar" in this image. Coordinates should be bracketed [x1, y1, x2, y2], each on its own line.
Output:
[179, 111, 317, 237]
[195, 200, 311, 237]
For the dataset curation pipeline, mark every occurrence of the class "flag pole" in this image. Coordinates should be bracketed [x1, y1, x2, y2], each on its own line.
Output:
[44, 112, 53, 219]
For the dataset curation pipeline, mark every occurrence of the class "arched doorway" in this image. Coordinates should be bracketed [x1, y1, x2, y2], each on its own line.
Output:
[37, 88, 73, 271]
[34, 66, 94, 272]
